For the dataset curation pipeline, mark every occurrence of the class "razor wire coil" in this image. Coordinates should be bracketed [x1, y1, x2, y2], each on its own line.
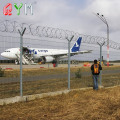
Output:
[0, 20, 120, 50]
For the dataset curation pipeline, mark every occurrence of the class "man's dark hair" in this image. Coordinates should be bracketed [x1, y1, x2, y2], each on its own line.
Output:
[94, 59, 97, 64]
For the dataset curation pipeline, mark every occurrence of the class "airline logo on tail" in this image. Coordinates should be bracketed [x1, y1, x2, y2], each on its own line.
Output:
[71, 37, 82, 52]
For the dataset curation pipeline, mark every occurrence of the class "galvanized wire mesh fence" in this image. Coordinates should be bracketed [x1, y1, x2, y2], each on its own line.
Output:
[1, 62, 120, 99]
[0, 21, 120, 99]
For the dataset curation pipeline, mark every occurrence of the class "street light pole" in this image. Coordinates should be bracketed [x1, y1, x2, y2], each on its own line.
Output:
[95, 13, 109, 67]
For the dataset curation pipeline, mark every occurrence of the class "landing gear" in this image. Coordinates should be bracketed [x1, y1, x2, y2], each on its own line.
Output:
[52, 60, 58, 67]
[15, 60, 19, 65]
[42, 57, 46, 64]
[38, 58, 46, 64]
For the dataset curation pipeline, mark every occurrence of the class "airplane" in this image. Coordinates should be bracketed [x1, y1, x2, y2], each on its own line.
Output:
[1, 37, 92, 65]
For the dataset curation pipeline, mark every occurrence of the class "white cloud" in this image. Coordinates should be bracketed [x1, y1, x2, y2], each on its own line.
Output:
[0, 0, 120, 42]
[0, 0, 120, 60]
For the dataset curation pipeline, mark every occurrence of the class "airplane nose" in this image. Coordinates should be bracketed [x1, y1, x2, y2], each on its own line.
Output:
[1, 52, 5, 57]
[1, 52, 4, 56]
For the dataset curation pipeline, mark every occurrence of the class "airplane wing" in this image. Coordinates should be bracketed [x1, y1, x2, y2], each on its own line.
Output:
[71, 50, 92, 55]
[51, 50, 92, 57]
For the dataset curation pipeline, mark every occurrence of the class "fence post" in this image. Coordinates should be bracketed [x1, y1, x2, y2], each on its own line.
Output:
[18, 28, 26, 97]
[97, 42, 105, 86]
[66, 35, 74, 90]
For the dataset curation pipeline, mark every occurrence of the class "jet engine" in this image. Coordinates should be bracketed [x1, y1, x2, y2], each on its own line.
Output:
[37, 56, 55, 64]
[44, 56, 55, 63]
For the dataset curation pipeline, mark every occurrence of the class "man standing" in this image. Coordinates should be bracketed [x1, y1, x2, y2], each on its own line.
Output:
[91, 59, 102, 90]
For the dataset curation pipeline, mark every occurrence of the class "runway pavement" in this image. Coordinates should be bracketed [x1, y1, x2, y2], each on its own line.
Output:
[0, 62, 120, 70]
[0, 63, 83, 69]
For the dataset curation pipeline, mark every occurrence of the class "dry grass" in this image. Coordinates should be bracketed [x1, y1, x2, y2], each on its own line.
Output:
[3, 65, 120, 78]
[1, 86, 120, 120]
[0, 66, 120, 119]
[0, 72, 120, 99]
[3, 68, 64, 78]
[0, 65, 120, 99]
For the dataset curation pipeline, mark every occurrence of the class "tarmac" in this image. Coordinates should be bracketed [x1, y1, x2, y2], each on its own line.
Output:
[0, 63, 83, 69]
[0, 62, 120, 70]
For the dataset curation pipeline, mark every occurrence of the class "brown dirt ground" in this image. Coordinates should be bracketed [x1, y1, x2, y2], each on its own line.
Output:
[1, 86, 120, 120]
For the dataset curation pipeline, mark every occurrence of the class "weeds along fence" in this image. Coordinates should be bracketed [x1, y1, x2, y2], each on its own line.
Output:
[0, 34, 120, 99]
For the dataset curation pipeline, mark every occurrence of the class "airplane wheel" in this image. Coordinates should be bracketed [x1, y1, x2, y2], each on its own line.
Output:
[15, 60, 19, 65]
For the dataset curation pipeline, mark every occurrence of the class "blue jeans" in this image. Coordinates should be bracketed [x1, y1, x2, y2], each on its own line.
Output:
[93, 75, 99, 90]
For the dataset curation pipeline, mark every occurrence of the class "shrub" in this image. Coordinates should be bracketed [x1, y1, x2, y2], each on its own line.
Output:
[0, 67, 4, 77]
[75, 68, 82, 78]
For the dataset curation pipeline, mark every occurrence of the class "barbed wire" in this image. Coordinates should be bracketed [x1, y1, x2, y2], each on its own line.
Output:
[0, 20, 120, 50]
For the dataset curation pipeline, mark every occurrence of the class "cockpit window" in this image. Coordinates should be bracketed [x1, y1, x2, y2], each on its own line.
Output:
[5, 51, 10, 52]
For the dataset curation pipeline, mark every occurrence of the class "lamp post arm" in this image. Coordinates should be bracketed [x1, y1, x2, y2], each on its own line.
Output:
[93, 12, 108, 25]
[101, 15, 108, 24]
[97, 15, 107, 25]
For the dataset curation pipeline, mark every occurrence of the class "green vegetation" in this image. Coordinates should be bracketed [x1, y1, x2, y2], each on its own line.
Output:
[0, 67, 4, 77]
[75, 68, 82, 78]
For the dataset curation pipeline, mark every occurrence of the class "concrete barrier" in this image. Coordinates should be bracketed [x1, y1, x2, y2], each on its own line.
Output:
[0, 90, 70, 106]
[0, 96, 26, 105]
[1, 86, 107, 106]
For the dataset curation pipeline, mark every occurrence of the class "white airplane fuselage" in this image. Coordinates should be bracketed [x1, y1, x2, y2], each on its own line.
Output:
[1, 37, 92, 64]
[32, 48, 68, 59]
[1, 48, 20, 60]
[1, 48, 67, 59]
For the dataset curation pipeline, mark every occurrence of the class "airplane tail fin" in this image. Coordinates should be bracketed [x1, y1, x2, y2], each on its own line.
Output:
[71, 37, 82, 52]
